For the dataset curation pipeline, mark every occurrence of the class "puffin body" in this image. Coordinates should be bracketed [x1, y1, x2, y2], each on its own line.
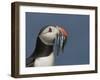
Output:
[26, 25, 68, 67]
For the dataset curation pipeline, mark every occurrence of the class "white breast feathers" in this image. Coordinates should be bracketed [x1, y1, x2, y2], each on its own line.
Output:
[34, 52, 54, 67]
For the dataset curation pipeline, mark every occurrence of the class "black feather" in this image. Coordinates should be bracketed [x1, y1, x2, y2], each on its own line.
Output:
[26, 37, 53, 67]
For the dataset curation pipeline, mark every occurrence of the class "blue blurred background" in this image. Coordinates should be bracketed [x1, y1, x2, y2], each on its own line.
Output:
[26, 12, 89, 66]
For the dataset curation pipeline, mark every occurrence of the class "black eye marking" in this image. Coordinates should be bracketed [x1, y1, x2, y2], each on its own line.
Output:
[48, 28, 52, 32]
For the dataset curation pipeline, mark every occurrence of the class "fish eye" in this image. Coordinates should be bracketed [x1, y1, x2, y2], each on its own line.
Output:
[48, 27, 52, 32]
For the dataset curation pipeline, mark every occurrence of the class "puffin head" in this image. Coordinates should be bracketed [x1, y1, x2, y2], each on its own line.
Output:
[39, 25, 68, 55]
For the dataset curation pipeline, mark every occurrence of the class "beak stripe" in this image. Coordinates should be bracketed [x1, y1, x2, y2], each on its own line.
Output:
[59, 27, 68, 37]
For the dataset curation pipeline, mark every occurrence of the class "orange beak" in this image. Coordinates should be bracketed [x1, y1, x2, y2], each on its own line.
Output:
[54, 26, 68, 55]
[58, 27, 68, 39]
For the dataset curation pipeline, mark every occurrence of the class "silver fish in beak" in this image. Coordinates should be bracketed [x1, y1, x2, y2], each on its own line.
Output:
[54, 27, 68, 56]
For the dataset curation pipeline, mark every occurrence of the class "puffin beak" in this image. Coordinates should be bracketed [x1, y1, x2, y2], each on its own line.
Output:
[58, 27, 68, 50]
[54, 26, 68, 56]
[58, 27, 68, 40]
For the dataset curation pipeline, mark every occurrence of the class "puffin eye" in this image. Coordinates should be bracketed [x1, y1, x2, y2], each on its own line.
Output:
[48, 28, 52, 32]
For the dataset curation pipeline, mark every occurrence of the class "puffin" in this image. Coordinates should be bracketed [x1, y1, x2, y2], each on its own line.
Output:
[26, 25, 68, 67]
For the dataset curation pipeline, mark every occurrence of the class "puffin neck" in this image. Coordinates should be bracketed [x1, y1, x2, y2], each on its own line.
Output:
[34, 37, 54, 57]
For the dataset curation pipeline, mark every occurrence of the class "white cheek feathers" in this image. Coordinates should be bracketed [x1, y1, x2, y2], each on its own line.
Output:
[39, 27, 59, 45]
